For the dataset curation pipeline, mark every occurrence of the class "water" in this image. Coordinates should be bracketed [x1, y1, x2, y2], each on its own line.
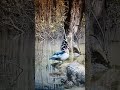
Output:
[35, 39, 85, 90]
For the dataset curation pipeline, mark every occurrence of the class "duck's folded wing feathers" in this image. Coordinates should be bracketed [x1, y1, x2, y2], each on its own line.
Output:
[49, 57, 60, 60]
[53, 51, 65, 55]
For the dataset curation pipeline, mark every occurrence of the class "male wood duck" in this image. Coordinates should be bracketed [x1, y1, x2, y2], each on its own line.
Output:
[61, 38, 81, 57]
[49, 47, 69, 61]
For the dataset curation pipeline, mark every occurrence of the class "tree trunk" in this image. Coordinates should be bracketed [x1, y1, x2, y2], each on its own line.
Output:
[64, 0, 84, 60]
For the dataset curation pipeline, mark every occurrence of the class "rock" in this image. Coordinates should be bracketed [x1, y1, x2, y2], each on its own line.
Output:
[61, 62, 85, 88]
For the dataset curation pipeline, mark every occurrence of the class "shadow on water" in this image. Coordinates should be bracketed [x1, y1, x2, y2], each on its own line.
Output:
[91, 64, 120, 90]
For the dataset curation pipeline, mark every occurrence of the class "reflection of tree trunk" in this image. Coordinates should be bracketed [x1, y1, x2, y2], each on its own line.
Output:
[86, 0, 120, 89]
[64, 0, 84, 58]
[87, 0, 110, 66]
[85, 0, 106, 88]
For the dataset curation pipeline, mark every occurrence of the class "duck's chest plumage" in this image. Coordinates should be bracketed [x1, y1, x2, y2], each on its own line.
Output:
[58, 52, 69, 60]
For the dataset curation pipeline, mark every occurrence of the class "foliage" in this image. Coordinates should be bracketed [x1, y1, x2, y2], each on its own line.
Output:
[35, 0, 68, 32]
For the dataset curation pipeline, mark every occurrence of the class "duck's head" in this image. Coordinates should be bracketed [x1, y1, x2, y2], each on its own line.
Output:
[61, 39, 68, 50]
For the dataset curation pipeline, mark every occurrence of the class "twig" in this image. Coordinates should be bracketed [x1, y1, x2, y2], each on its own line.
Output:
[74, 32, 81, 51]
[9, 17, 24, 34]
[5, 60, 23, 87]
[2, 21, 24, 40]
[89, 34, 104, 50]
[44, 31, 54, 40]
[90, 9, 105, 41]
[2, 17, 25, 40]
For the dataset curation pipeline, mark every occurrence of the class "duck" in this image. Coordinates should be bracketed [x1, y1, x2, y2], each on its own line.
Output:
[73, 47, 81, 57]
[49, 47, 69, 62]
[61, 38, 81, 58]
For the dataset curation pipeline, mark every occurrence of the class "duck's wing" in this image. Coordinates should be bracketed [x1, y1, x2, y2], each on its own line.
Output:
[49, 57, 60, 60]
[49, 54, 60, 60]
[49, 51, 65, 60]
[53, 51, 65, 55]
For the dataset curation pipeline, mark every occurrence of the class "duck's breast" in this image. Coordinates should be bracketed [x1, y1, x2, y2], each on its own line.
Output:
[74, 53, 80, 57]
[59, 53, 69, 60]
